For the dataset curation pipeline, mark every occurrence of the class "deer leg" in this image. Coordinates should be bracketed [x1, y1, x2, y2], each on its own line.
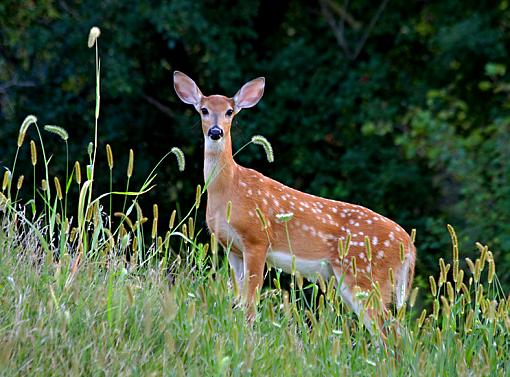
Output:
[242, 244, 267, 321]
[227, 251, 244, 300]
[331, 265, 387, 340]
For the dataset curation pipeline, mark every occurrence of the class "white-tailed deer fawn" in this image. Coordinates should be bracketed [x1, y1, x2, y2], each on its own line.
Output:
[174, 71, 416, 331]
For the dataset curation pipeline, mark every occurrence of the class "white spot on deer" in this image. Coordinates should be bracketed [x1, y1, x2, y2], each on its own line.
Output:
[274, 199, 280, 207]
[248, 210, 255, 217]
[354, 222, 360, 227]
[340, 213, 346, 218]
[366, 265, 371, 273]
[376, 250, 384, 259]
[257, 189, 261, 195]
[330, 221, 337, 226]
[247, 189, 252, 196]
[373, 216, 380, 221]
[240, 181, 247, 187]
[259, 178, 264, 183]
[265, 192, 270, 197]
[359, 252, 366, 261]
[332, 207, 338, 213]
[359, 231, 364, 236]
[263, 198, 268, 206]
[389, 232, 395, 241]
[302, 224, 309, 231]
[299, 207, 304, 212]
[349, 219, 355, 225]
[366, 219, 372, 224]
[384, 240, 390, 247]
[372, 236, 378, 246]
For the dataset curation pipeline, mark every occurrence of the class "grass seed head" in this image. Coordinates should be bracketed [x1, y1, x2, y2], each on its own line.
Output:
[2, 171, 10, 191]
[251, 135, 274, 163]
[447, 281, 454, 304]
[44, 125, 68, 141]
[127, 149, 134, 178]
[429, 276, 437, 297]
[88, 26, 101, 48]
[18, 115, 37, 147]
[410, 287, 419, 307]
[171, 147, 185, 172]
[389, 268, 395, 287]
[169, 210, 176, 230]
[351, 256, 357, 277]
[30, 140, 37, 166]
[488, 258, 495, 284]
[195, 184, 201, 208]
[54, 177, 63, 200]
[417, 308, 427, 328]
[106, 144, 113, 169]
[226, 200, 232, 224]
[276, 212, 293, 222]
[255, 207, 268, 230]
[152, 218, 158, 239]
[365, 236, 372, 262]
[70, 163, 80, 187]
[188, 217, 194, 239]
[16, 175, 24, 190]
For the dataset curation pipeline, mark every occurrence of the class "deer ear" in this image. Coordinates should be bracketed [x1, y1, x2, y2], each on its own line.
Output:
[233, 77, 265, 112]
[174, 71, 203, 108]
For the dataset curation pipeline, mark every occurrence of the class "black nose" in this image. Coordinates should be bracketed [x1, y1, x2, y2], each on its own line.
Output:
[208, 126, 224, 140]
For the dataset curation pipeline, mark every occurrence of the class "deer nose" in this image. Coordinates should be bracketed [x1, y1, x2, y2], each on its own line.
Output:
[208, 126, 224, 140]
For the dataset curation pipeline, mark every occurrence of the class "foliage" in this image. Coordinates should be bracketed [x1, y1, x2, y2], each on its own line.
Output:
[1, 0, 510, 289]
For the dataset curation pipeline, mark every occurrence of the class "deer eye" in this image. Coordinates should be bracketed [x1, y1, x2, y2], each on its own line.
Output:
[225, 109, 233, 117]
[201, 108, 209, 116]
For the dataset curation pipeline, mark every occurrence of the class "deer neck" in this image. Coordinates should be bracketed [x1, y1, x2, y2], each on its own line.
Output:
[203, 134, 236, 195]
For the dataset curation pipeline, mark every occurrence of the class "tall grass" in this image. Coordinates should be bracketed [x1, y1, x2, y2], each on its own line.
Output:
[0, 26, 509, 376]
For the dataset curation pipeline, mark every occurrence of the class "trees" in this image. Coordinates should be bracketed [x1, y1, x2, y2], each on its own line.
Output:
[1, 0, 509, 286]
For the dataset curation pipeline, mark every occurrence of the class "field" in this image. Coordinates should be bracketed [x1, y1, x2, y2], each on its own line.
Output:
[1, 27, 509, 376]
[0, 218, 509, 376]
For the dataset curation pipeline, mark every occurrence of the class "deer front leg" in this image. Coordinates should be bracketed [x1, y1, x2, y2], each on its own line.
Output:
[242, 243, 267, 321]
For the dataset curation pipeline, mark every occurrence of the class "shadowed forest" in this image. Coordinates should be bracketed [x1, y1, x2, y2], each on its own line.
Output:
[1, 0, 509, 291]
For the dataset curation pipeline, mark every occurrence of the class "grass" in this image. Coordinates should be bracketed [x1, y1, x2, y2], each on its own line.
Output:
[0, 26, 509, 376]
[0, 227, 509, 376]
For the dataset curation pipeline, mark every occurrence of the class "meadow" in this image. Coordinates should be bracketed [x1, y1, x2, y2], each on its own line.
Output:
[0, 27, 509, 376]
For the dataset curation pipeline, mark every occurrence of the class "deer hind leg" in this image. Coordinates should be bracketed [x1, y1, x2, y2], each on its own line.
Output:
[331, 264, 387, 338]
[395, 252, 414, 309]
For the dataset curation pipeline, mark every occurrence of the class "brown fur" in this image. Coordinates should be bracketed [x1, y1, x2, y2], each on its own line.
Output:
[174, 71, 417, 328]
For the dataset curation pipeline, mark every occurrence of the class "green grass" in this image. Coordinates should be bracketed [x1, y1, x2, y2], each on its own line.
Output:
[0, 26, 509, 376]
[0, 226, 509, 376]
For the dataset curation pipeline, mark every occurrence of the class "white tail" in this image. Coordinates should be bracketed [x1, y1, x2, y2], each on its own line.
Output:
[174, 71, 416, 331]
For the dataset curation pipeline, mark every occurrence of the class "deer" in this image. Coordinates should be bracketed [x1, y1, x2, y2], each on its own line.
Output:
[173, 71, 416, 335]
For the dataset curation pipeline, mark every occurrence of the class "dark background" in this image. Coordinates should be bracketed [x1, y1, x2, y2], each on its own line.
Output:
[1, 0, 509, 289]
